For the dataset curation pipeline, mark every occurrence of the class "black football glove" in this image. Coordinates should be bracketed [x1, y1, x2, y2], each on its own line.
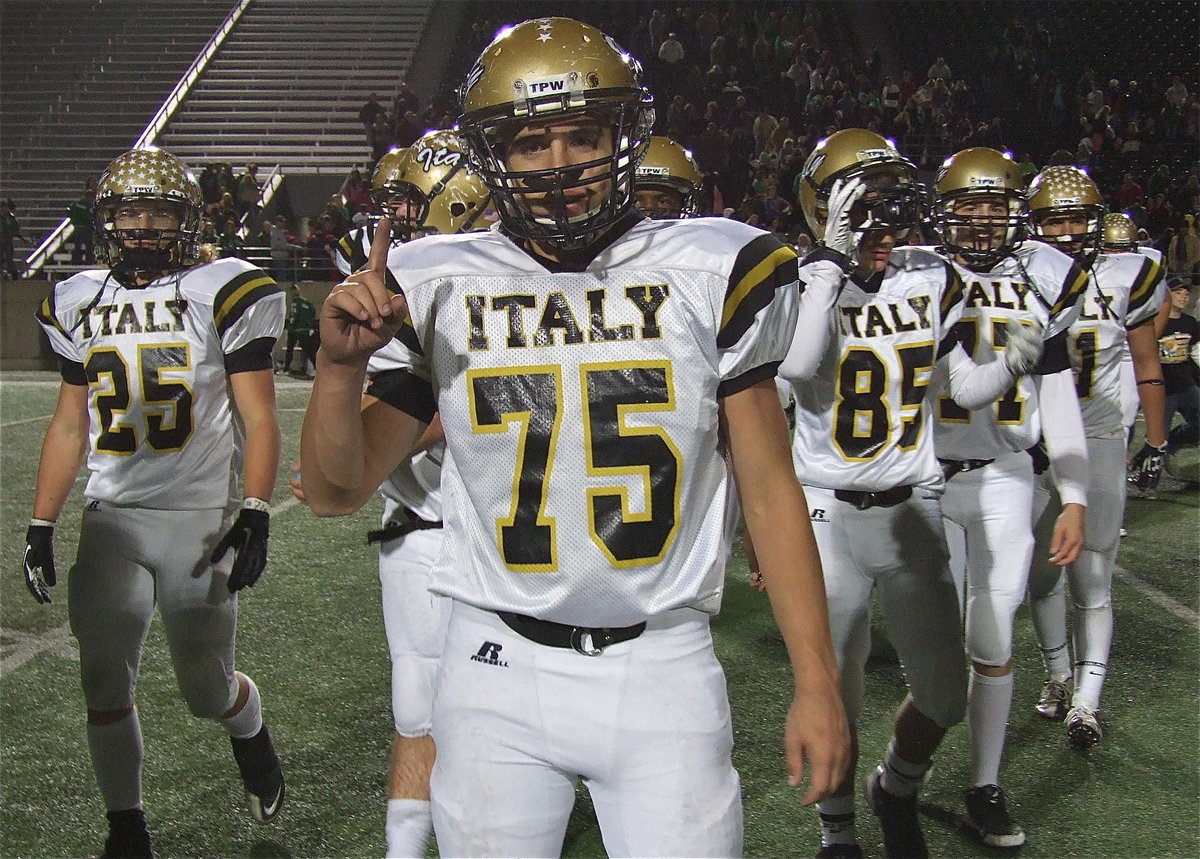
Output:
[212, 508, 270, 592]
[23, 523, 57, 604]
[1128, 442, 1167, 491]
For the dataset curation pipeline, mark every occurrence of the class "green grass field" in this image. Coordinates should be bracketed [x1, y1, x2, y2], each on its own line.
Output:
[2, 371, 1197, 859]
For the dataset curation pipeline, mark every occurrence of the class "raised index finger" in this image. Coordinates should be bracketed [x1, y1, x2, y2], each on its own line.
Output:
[368, 215, 392, 274]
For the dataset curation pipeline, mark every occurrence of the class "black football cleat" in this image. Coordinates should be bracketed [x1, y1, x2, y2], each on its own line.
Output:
[230, 724, 285, 823]
[100, 808, 153, 858]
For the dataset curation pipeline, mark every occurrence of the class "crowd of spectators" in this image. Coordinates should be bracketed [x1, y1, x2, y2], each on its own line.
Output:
[448, 2, 1199, 260]
[192, 2, 1197, 286]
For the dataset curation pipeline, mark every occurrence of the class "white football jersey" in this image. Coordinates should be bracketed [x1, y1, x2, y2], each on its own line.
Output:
[366, 339, 444, 522]
[381, 216, 799, 627]
[37, 259, 284, 509]
[789, 246, 966, 493]
[1069, 251, 1165, 437]
[934, 242, 1088, 457]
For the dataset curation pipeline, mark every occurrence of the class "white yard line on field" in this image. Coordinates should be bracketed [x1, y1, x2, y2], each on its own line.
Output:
[1, 414, 54, 428]
[1113, 563, 1198, 626]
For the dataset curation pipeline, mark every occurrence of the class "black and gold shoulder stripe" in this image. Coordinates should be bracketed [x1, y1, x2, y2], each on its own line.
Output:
[392, 306, 424, 357]
[339, 225, 371, 274]
[36, 291, 69, 338]
[214, 269, 282, 337]
[1125, 255, 1164, 317]
[1049, 258, 1090, 318]
[939, 259, 966, 325]
[719, 233, 798, 348]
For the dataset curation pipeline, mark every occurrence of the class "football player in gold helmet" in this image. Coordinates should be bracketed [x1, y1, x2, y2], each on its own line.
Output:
[784, 129, 1036, 858]
[380, 130, 493, 240]
[1101, 212, 1140, 253]
[1026, 165, 1106, 258]
[27, 147, 286, 855]
[337, 132, 493, 275]
[930, 147, 1090, 849]
[634, 136, 702, 219]
[327, 128, 491, 859]
[1024, 165, 1168, 756]
[304, 17, 849, 856]
[931, 147, 1029, 269]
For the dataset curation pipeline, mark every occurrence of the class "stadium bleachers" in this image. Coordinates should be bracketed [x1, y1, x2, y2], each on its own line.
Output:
[0, 0, 435, 276]
[156, 0, 431, 173]
[0, 0, 236, 261]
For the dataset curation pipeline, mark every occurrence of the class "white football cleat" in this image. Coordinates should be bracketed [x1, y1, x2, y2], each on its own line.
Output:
[1035, 677, 1071, 721]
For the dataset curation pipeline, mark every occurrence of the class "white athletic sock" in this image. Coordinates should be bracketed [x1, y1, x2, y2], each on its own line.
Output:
[968, 669, 1013, 787]
[816, 793, 856, 846]
[1072, 602, 1112, 711]
[879, 738, 930, 798]
[220, 674, 263, 739]
[1030, 586, 1072, 679]
[386, 798, 432, 858]
[87, 707, 144, 812]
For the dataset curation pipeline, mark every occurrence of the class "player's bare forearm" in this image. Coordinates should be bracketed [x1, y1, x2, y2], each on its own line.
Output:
[302, 361, 426, 516]
[230, 368, 281, 502]
[301, 355, 374, 515]
[32, 382, 89, 521]
[1128, 320, 1168, 447]
[723, 381, 849, 802]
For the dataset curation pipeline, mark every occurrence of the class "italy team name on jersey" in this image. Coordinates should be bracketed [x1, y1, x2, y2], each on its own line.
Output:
[791, 246, 965, 493]
[36, 259, 284, 510]
[1069, 251, 1165, 436]
[934, 242, 1087, 458]
[380, 217, 798, 627]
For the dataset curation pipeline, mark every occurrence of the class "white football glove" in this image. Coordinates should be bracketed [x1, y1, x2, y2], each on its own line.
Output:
[823, 177, 868, 260]
[1002, 319, 1044, 375]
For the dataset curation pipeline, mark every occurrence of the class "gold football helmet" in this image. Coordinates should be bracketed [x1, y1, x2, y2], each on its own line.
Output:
[635, 136, 702, 218]
[457, 17, 654, 249]
[1027, 165, 1105, 254]
[1101, 212, 1139, 253]
[376, 131, 492, 240]
[371, 147, 409, 210]
[94, 147, 202, 283]
[932, 147, 1026, 268]
[797, 128, 920, 238]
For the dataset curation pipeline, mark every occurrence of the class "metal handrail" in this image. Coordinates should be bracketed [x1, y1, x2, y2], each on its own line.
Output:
[22, 0, 252, 278]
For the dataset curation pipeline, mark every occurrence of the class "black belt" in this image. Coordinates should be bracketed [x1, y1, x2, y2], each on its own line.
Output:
[366, 507, 443, 544]
[496, 611, 646, 656]
[833, 486, 913, 510]
[938, 458, 995, 482]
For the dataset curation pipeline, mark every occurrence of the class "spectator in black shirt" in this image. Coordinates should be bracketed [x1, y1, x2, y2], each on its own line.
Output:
[1160, 279, 1200, 455]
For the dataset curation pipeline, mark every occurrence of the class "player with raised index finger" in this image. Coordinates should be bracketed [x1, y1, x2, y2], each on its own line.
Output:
[302, 17, 849, 857]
